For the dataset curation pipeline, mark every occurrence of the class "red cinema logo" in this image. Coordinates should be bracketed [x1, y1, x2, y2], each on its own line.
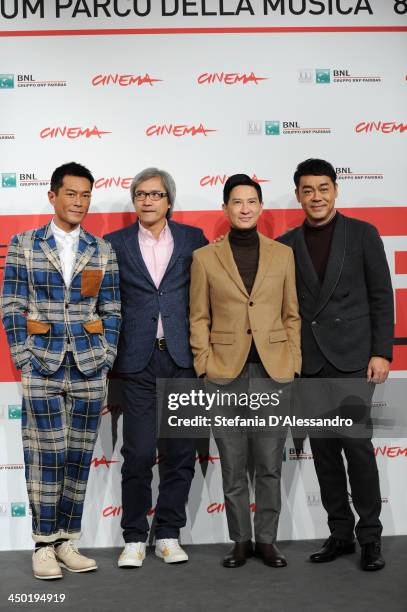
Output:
[200, 173, 270, 188]
[197, 72, 267, 86]
[94, 177, 133, 190]
[207, 502, 256, 513]
[355, 121, 407, 134]
[92, 73, 162, 87]
[40, 126, 111, 139]
[91, 456, 119, 468]
[102, 505, 155, 517]
[374, 446, 407, 458]
[103, 505, 122, 517]
[146, 124, 216, 137]
[196, 454, 220, 464]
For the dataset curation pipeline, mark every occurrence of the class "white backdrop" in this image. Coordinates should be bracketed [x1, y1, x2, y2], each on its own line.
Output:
[0, 3, 406, 550]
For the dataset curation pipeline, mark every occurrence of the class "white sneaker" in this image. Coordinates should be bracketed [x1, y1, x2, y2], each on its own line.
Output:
[32, 546, 62, 580]
[155, 539, 188, 564]
[118, 542, 146, 568]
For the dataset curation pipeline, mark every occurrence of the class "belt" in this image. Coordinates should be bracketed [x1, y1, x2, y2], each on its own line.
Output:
[155, 337, 167, 351]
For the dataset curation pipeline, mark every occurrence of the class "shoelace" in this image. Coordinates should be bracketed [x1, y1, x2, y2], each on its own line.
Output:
[125, 543, 145, 553]
[58, 541, 80, 556]
[158, 539, 181, 550]
[37, 546, 56, 561]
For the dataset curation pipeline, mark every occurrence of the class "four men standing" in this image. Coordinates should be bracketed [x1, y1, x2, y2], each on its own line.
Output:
[1, 159, 393, 577]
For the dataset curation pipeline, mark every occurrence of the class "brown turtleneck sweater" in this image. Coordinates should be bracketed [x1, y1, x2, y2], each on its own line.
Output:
[229, 226, 260, 362]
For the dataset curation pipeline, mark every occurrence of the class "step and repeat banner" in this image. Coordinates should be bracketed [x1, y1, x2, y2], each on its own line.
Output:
[0, 2, 406, 550]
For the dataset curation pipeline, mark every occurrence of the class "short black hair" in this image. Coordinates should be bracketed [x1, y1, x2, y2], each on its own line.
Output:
[223, 173, 262, 204]
[293, 158, 337, 189]
[50, 162, 94, 194]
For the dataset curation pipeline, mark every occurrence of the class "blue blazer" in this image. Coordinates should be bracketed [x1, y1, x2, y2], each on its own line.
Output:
[1, 222, 121, 377]
[104, 220, 207, 373]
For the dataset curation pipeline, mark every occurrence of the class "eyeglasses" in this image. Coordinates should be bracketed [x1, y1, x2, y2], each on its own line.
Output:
[134, 191, 168, 202]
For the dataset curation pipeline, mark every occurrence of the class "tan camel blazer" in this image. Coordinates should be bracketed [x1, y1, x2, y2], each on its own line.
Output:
[189, 232, 301, 382]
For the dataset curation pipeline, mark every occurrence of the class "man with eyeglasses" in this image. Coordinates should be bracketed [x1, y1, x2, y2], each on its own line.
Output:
[104, 168, 207, 568]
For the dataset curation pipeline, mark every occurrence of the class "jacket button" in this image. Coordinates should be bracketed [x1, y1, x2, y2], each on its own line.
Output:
[247, 329, 251, 334]
[311, 320, 317, 326]
[334, 318, 341, 323]
[249, 301, 254, 306]
[158, 290, 164, 296]
[152, 316, 157, 322]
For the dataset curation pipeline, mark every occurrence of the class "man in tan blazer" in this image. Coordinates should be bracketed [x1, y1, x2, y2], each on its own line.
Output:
[190, 174, 301, 569]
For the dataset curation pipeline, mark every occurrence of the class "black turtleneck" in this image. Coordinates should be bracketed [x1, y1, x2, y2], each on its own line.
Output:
[229, 226, 259, 295]
[304, 213, 337, 284]
[229, 226, 260, 362]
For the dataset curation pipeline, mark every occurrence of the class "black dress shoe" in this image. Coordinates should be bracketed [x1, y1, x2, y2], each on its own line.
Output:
[360, 542, 385, 571]
[223, 541, 253, 568]
[310, 536, 356, 563]
[254, 543, 287, 567]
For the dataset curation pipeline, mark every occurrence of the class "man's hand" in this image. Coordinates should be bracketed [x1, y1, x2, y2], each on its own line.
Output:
[367, 356, 390, 383]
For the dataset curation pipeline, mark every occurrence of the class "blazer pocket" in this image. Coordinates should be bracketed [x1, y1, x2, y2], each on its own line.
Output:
[83, 319, 104, 334]
[26, 320, 51, 335]
[269, 329, 288, 343]
[81, 269, 103, 297]
[210, 331, 234, 345]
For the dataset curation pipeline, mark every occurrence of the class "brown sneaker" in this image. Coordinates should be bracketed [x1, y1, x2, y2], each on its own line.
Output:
[55, 540, 97, 573]
[32, 546, 63, 580]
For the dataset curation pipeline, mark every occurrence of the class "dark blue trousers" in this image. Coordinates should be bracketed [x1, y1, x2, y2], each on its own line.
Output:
[119, 346, 196, 543]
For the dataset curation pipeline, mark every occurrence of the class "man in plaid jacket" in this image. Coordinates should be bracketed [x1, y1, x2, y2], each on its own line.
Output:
[1, 162, 121, 580]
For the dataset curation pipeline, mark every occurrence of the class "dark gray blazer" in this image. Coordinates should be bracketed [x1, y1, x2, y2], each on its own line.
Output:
[277, 212, 394, 374]
[104, 220, 207, 373]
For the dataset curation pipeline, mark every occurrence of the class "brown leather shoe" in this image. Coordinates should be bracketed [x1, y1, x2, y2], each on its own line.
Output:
[223, 541, 253, 568]
[254, 542, 287, 567]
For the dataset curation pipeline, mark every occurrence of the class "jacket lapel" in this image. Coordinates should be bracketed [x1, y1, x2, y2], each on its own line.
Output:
[123, 222, 156, 289]
[314, 212, 347, 317]
[71, 228, 97, 280]
[38, 222, 64, 279]
[250, 233, 272, 298]
[160, 220, 184, 283]
[215, 234, 249, 298]
[295, 226, 320, 299]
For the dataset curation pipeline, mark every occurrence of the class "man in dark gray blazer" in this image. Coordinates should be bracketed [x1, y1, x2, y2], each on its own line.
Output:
[104, 168, 207, 567]
[278, 159, 393, 572]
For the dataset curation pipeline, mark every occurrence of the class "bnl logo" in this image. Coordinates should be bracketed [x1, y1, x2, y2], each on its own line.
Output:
[11, 503, 26, 517]
[316, 69, 331, 84]
[0, 74, 14, 89]
[265, 121, 280, 136]
[8, 405, 22, 419]
[2, 173, 17, 188]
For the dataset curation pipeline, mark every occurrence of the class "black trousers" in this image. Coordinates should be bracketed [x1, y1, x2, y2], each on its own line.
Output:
[119, 347, 196, 543]
[307, 362, 382, 545]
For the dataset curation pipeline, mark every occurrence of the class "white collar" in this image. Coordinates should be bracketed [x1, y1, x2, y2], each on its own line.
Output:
[51, 219, 81, 239]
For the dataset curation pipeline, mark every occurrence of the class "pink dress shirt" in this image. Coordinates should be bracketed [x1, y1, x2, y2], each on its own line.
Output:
[138, 221, 174, 338]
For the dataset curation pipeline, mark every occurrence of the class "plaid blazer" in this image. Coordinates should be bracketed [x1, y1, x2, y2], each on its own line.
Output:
[1, 222, 121, 377]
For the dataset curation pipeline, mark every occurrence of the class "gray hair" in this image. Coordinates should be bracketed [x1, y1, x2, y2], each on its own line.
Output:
[130, 167, 176, 219]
